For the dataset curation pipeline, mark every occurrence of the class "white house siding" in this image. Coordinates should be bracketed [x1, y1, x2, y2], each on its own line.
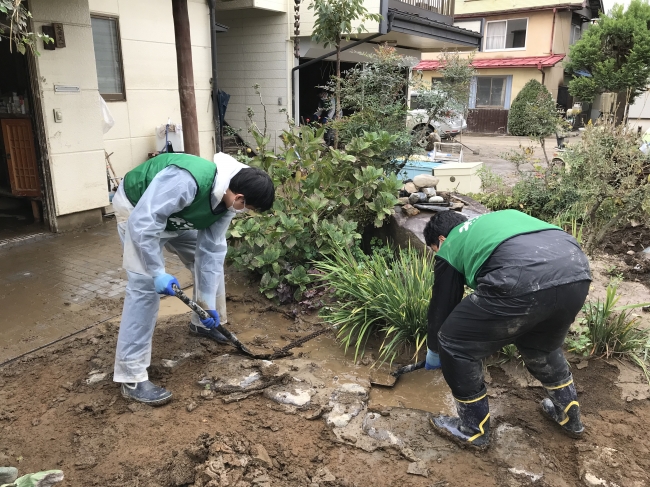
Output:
[30, 0, 108, 217]
[628, 90, 650, 133]
[215, 9, 292, 150]
[88, 0, 216, 179]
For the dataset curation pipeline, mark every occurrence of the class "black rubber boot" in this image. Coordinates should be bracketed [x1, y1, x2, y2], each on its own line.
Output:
[430, 390, 490, 449]
[121, 380, 172, 406]
[189, 323, 229, 344]
[541, 375, 584, 438]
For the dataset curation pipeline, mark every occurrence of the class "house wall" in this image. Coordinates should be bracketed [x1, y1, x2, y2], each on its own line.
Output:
[628, 90, 650, 133]
[421, 67, 543, 106]
[88, 0, 216, 179]
[215, 9, 292, 150]
[30, 0, 108, 218]
[552, 10, 573, 56]
[474, 10, 555, 58]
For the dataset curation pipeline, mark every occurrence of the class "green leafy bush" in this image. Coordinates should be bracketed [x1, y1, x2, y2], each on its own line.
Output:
[227, 124, 401, 301]
[315, 245, 434, 364]
[508, 80, 558, 137]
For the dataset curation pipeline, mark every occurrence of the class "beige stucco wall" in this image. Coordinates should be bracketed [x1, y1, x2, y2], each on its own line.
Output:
[30, 0, 108, 217]
[423, 67, 543, 106]
[215, 9, 292, 150]
[87, 0, 216, 179]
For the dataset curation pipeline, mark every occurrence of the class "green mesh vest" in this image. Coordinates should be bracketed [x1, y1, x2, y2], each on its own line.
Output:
[122, 153, 224, 231]
[436, 210, 561, 289]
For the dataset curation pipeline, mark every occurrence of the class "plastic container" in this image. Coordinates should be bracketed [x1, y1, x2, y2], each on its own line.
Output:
[398, 159, 443, 182]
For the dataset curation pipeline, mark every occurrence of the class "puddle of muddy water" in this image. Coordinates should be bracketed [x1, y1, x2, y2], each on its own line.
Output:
[161, 287, 455, 416]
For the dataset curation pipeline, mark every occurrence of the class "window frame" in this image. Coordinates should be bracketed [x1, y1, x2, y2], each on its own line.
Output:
[475, 76, 508, 108]
[483, 17, 529, 52]
[570, 23, 582, 45]
[90, 13, 126, 102]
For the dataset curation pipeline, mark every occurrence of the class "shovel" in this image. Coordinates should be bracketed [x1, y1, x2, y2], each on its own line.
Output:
[369, 360, 426, 387]
[173, 285, 328, 360]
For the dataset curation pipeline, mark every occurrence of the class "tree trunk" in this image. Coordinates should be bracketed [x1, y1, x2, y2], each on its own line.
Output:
[335, 38, 341, 121]
[172, 0, 200, 156]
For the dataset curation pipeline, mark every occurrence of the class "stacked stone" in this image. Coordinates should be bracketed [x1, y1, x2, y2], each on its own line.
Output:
[399, 175, 441, 216]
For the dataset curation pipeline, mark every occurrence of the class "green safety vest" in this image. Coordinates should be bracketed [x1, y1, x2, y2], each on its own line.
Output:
[122, 153, 225, 231]
[436, 210, 561, 289]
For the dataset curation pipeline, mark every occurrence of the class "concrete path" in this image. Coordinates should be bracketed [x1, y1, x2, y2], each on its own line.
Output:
[0, 220, 192, 363]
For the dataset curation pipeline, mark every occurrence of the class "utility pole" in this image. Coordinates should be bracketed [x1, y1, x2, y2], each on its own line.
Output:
[172, 0, 200, 156]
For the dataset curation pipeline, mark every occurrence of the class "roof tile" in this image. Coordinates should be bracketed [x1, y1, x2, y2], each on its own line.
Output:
[415, 55, 566, 71]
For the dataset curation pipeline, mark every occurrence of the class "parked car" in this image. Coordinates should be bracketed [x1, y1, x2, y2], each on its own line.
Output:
[407, 92, 467, 146]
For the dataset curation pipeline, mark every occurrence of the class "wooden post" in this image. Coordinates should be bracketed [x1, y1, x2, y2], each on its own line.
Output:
[172, 0, 200, 156]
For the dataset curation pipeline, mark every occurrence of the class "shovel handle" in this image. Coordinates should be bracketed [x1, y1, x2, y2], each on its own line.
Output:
[171, 284, 253, 355]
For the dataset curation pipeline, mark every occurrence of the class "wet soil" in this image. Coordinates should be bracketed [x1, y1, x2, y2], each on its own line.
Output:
[2, 280, 650, 487]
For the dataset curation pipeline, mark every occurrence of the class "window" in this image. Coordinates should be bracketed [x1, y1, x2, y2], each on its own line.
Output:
[91, 15, 125, 101]
[476, 77, 507, 107]
[570, 23, 582, 45]
[485, 18, 527, 51]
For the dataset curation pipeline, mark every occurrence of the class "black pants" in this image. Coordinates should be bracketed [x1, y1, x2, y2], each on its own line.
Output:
[438, 280, 591, 399]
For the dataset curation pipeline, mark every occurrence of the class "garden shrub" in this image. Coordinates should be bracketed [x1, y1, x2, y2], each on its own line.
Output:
[227, 124, 401, 302]
[315, 244, 434, 364]
[507, 80, 557, 137]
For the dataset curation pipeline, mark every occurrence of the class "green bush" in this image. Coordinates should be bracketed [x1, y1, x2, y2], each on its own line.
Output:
[507, 80, 558, 138]
[315, 245, 434, 364]
[227, 124, 400, 302]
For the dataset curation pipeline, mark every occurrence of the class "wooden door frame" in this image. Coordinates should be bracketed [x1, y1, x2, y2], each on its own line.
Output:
[24, 51, 58, 232]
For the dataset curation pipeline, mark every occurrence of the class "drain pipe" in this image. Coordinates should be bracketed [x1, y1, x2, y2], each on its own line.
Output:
[291, 31, 386, 121]
[208, 0, 223, 152]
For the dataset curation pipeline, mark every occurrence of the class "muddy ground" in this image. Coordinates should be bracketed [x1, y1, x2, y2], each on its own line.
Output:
[1, 266, 650, 487]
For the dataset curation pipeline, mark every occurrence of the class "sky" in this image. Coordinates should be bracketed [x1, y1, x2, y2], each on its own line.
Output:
[602, 0, 632, 13]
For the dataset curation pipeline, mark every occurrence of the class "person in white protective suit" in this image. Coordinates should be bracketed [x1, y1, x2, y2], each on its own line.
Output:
[111, 151, 275, 405]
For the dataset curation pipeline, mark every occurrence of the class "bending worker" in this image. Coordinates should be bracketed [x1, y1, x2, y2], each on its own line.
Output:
[111, 152, 274, 406]
[423, 210, 591, 448]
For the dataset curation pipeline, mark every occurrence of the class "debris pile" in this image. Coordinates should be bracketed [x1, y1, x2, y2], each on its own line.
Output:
[158, 433, 347, 487]
[397, 175, 464, 216]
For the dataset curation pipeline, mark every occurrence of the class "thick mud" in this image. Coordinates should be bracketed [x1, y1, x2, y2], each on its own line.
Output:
[2, 279, 650, 487]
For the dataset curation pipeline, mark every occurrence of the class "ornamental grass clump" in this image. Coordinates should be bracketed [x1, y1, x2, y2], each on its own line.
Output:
[315, 244, 434, 364]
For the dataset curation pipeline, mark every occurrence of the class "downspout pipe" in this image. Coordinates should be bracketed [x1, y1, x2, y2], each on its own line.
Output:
[208, 0, 223, 153]
[550, 7, 557, 55]
[291, 24, 390, 121]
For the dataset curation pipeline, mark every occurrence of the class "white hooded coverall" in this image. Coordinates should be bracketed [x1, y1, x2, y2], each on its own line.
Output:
[111, 152, 247, 383]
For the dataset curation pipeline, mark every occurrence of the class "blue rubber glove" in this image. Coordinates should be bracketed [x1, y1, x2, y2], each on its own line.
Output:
[425, 349, 441, 370]
[153, 273, 180, 296]
[200, 309, 220, 329]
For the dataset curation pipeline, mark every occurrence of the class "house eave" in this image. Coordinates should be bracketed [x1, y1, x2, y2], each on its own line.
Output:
[388, 9, 483, 48]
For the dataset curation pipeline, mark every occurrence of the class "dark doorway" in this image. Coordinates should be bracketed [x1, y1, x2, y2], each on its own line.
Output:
[0, 34, 46, 240]
[298, 59, 356, 124]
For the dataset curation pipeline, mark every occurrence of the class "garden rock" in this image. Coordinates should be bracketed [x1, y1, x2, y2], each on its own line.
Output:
[402, 205, 420, 217]
[397, 197, 409, 206]
[408, 193, 427, 205]
[402, 182, 417, 194]
[422, 187, 436, 196]
[428, 196, 444, 203]
[413, 175, 439, 190]
[0, 467, 18, 485]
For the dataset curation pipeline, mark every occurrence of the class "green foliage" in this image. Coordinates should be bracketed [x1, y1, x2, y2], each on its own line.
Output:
[566, 0, 650, 103]
[508, 80, 560, 139]
[499, 344, 521, 364]
[0, 0, 52, 54]
[565, 323, 592, 356]
[579, 282, 650, 359]
[308, 0, 382, 49]
[474, 121, 650, 251]
[332, 45, 415, 163]
[227, 124, 400, 301]
[315, 245, 434, 364]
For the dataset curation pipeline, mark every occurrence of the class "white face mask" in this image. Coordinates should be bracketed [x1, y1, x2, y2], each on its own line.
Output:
[228, 198, 248, 214]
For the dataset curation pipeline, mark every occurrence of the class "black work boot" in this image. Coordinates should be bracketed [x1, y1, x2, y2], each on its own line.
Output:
[430, 390, 490, 449]
[541, 375, 584, 438]
[189, 323, 229, 344]
[121, 380, 172, 406]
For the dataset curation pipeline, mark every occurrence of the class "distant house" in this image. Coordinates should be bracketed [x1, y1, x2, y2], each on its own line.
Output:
[413, 0, 602, 133]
